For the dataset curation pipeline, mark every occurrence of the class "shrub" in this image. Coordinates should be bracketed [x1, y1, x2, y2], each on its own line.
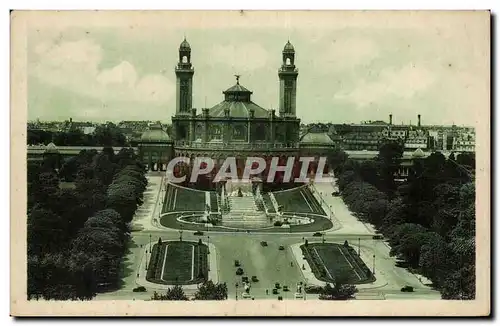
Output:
[274, 221, 283, 227]
[305, 240, 309, 246]
[133, 286, 147, 292]
[198, 239, 202, 245]
[344, 240, 349, 247]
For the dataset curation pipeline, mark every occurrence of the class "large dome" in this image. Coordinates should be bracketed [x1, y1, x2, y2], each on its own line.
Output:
[140, 124, 171, 143]
[206, 78, 269, 118]
[300, 132, 334, 144]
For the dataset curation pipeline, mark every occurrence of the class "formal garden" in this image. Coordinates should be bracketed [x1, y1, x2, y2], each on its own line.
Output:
[301, 241, 375, 285]
[146, 239, 209, 285]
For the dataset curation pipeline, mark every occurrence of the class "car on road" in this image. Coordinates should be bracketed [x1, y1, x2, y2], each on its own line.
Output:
[193, 231, 204, 236]
[272, 288, 279, 295]
[331, 191, 340, 196]
[242, 276, 249, 283]
[401, 286, 414, 292]
[372, 235, 384, 240]
[260, 241, 268, 247]
[275, 282, 280, 289]
[283, 285, 289, 292]
[251, 276, 259, 282]
[234, 260, 241, 267]
[313, 232, 323, 237]
[236, 268, 244, 275]
[294, 292, 304, 299]
[278, 245, 285, 250]
[242, 292, 251, 299]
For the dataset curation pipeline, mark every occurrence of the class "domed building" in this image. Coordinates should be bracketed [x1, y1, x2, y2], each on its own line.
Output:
[138, 123, 173, 171]
[138, 38, 333, 181]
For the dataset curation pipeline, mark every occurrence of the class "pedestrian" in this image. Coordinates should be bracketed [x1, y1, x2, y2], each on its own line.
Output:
[266, 289, 269, 295]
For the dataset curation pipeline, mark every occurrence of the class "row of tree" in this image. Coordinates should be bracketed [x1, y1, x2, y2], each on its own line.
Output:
[27, 123, 128, 147]
[150, 281, 229, 301]
[331, 144, 476, 299]
[27, 147, 147, 300]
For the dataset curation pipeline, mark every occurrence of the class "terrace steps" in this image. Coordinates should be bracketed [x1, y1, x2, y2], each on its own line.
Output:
[222, 195, 270, 228]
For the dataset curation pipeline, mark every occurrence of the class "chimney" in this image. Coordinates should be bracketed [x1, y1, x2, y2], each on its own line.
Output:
[389, 114, 393, 125]
[418, 114, 421, 127]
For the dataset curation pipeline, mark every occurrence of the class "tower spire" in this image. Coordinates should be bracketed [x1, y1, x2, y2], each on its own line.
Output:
[234, 74, 241, 85]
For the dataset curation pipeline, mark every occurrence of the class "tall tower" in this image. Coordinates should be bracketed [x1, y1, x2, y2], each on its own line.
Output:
[175, 38, 194, 115]
[278, 40, 298, 117]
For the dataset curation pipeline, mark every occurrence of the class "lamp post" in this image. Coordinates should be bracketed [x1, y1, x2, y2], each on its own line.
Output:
[235, 282, 239, 301]
[373, 254, 376, 275]
[358, 238, 361, 256]
[179, 229, 183, 242]
[149, 234, 152, 252]
[145, 247, 148, 271]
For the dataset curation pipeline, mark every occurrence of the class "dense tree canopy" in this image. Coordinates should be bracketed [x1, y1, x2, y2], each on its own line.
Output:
[27, 146, 147, 300]
[335, 143, 475, 299]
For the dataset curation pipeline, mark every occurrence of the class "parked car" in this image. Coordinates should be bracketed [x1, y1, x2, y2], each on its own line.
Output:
[372, 235, 384, 240]
[236, 268, 244, 275]
[294, 292, 304, 299]
[260, 241, 268, 247]
[242, 276, 249, 283]
[283, 285, 289, 292]
[234, 260, 241, 267]
[401, 286, 414, 292]
[278, 245, 285, 251]
[275, 282, 281, 289]
[313, 232, 323, 237]
[251, 276, 259, 282]
[332, 191, 340, 196]
[193, 231, 204, 236]
[132, 286, 147, 293]
[272, 288, 279, 295]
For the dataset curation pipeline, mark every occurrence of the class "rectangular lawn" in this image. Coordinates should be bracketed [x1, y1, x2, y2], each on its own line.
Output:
[162, 242, 194, 283]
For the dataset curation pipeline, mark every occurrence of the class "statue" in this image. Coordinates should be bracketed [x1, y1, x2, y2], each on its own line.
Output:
[238, 187, 243, 197]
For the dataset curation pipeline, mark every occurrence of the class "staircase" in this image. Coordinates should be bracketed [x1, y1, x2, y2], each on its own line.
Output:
[222, 196, 270, 229]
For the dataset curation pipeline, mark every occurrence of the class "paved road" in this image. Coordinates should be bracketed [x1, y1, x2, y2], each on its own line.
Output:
[96, 174, 441, 301]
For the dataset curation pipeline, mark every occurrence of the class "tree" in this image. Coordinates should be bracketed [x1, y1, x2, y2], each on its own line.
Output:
[94, 123, 127, 147]
[367, 198, 389, 227]
[193, 280, 228, 300]
[92, 152, 118, 187]
[419, 234, 457, 287]
[32, 171, 60, 208]
[28, 206, 67, 256]
[318, 272, 357, 300]
[376, 141, 404, 194]
[327, 148, 348, 175]
[151, 286, 189, 301]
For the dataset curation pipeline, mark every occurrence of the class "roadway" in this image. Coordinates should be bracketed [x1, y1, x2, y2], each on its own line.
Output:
[96, 173, 441, 301]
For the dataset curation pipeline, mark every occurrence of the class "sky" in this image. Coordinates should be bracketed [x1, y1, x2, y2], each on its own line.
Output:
[26, 11, 489, 126]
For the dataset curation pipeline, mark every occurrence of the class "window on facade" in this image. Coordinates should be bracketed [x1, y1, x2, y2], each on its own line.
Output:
[182, 56, 188, 63]
[233, 125, 246, 140]
[286, 57, 291, 65]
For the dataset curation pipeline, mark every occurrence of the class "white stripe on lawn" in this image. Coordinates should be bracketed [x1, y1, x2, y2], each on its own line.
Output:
[313, 247, 334, 280]
[160, 245, 169, 281]
[337, 247, 362, 281]
[300, 190, 313, 212]
[173, 189, 177, 210]
[190, 245, 195, 281]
